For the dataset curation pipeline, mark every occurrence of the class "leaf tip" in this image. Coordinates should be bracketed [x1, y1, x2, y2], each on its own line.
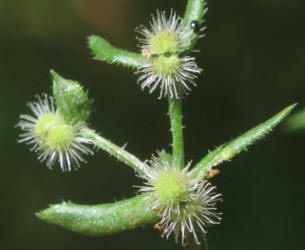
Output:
[288, 103, 298, 110]
[35, 207, 49, 221]
[50, 69, 60, 85]
[280, 103, 298, 119]
[88, 35, 97, 48]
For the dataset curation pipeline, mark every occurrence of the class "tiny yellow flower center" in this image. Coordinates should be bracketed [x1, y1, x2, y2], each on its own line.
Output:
[46, 124, 75, 150]
[153, 169, 189, 206]
[150, 30, 180, 55]
[153, 55, 181, 77]
[35, 114, 64, 140]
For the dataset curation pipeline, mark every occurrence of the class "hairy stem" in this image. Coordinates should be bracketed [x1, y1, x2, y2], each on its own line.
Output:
[184, 0, 207, 52]
[83, 128, 148, 174]
[168, 97, 185, 169]
[166, 0, 208, 170]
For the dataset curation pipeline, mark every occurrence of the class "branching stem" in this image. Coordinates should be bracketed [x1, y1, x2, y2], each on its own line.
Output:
[36, 0, 296, 244]
[167, 0, 208, 170]
[83, 128, 148, 174]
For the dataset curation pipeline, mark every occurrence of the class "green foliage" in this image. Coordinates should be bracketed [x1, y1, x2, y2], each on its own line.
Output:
[36, 194, 158, 235]
[26, 0, 296, 247]
[52, 70, 91, 123]
[88, 35, 148, 69]
[36, 105, 295, 235]
[192, 104, 297, 179]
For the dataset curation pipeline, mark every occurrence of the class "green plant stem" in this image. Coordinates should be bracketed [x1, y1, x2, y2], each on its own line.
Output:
[83, 128, 148, 174]
[184, 0, 207, 52]
[168, 97, 185, 169]
[36, 1, 296, 242]
[166, 0, 207, 171]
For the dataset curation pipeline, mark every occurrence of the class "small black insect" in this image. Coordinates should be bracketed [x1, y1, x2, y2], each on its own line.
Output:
[190, 20, 200, 32]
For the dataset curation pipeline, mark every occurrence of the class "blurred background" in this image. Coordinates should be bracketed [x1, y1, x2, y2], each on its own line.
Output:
[0, 0, 304, 249]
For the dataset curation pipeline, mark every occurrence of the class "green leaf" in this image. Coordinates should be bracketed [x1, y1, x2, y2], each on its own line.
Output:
[36, 194, 158, 236]
[88, 35, 148, 69]
[284, 107, 305, 132]
[192, 104, 297, 179]
[51, 70, 91, 123]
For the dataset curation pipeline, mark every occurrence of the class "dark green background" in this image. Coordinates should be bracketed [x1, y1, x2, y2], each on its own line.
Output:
[0, 0, 304, 249]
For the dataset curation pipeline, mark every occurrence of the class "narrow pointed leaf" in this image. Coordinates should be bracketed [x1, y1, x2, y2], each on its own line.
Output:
[88, 35, 147, 69]
[51, 70, 91, 123]
[284, 108, 305, 132]
[193, 104, 296, 179]
[36, 194, 158, 236]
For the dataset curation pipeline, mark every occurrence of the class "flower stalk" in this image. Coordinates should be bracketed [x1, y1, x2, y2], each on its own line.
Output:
[82, 128, 148, 174]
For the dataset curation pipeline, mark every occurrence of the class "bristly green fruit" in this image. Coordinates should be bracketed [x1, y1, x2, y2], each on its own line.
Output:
[17, 94, 94, 170]
[46, 124, 75, 150]
[153, 169, 189, 206]
[51, 70, 91, 123]
[150, 30, 180, 55]
[153, 55, 180, 76]
[35, 113, 64, 141]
